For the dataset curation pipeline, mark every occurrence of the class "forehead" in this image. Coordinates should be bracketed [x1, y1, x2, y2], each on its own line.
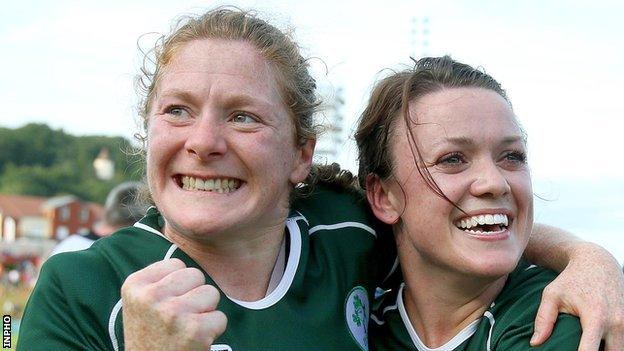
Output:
[403, 87, 521, 140]
[158, 38, 282, 102]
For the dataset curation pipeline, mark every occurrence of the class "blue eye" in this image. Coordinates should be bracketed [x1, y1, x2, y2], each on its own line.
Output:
[231, 113, 257, 124]
[165, 106, 190, 119]
[438, 152, 466, 166]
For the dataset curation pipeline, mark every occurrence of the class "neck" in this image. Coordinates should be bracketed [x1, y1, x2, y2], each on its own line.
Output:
[164, 218, 288, 302]
[397, 235, 507, 348]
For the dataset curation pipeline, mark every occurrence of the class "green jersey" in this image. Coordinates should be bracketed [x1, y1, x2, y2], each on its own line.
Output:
[18, 185, 395, 351]
[370, 261, 581, 350]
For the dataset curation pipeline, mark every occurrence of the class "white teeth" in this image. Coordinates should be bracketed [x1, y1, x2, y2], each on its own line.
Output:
[195, 178, 205, 190]
[471, 217, 478, 228]
[455, 214, 509, 230]
[205, 178, 214, 191]
[181, 176, 241, 193]
[494, 214, 508, 226]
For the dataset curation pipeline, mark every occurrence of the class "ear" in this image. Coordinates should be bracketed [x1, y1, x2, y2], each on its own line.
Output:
[365, 173, 402, 225]
[290, 138, 316, 184]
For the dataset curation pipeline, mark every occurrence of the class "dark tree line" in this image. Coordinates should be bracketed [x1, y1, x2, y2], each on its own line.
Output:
[0, 123, 143, 203]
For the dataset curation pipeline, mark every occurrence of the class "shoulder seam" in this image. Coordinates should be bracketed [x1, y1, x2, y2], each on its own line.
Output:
[309, 221, 376, 237]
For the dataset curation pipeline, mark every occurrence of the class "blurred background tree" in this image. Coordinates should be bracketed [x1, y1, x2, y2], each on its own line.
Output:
[0, 123, 143, 203]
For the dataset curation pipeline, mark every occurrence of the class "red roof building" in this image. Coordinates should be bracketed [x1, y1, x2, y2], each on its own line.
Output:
[0, 194, 103, 242]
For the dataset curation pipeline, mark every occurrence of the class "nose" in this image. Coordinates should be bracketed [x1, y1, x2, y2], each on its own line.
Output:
[184, 114, 227, 161]
[469, 159, 511, 198]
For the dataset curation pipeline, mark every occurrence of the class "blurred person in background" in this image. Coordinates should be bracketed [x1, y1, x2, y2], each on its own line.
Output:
[49, 181, 146, 256]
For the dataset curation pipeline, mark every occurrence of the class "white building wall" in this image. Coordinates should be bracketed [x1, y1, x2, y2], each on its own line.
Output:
[3, 216, 16, 243]
[19, 216, 48, 238]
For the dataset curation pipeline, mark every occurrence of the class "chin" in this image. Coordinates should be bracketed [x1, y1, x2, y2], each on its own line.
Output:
[465, 253, 523, 279]
[166, 214, 229, 239]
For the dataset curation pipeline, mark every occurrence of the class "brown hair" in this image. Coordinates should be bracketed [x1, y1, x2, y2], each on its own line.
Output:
[295, 163, 361, 198]
[136, 6, 320, 146]
[355, 56, 512, 205]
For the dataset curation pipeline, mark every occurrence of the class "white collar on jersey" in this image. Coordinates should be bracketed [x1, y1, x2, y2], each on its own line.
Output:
[396, 283, 481, 351]
[133, 213, 303, 310]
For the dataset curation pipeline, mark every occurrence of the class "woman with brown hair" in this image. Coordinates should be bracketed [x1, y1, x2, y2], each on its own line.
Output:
[356, 56, 619, 350]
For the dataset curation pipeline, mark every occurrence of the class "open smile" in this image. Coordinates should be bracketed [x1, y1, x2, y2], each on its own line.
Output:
[174, 175, 244, 194]
[454, 213, 511, 235]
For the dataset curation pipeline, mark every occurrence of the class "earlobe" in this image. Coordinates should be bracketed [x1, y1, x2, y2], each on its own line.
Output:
[290, 138, 316, 184]
[365, 174, 401, 225]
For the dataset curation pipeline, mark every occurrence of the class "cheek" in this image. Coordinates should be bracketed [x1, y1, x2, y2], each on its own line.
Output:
[145, 122, 178, 184]
[510, 172, 533, 240]
[402, 177, 448, 221]
[429, 173, 471, 203]
[511, 172, 533, 209]
[145, 132, 163, 171]
[260, 129, 299, 169]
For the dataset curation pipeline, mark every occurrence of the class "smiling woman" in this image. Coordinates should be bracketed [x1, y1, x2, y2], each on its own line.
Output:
[16, 8, 392, 351]
[145, 39, 312, 250]
[359, 56, 581, 350]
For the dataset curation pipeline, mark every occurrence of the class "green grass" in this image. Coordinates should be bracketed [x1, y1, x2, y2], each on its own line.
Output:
[1, 284, 32, 319]
[5, 335, 18, 351]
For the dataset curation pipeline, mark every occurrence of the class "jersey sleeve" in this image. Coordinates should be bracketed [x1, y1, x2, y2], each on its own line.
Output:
[17, 253, 114, 351]
[373, 221, 399, 290]
[491, 263, 583, 350]
[495, 314, 581, 350]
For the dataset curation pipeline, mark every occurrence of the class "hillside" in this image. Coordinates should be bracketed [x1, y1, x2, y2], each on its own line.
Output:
[0, 123, 143, 203]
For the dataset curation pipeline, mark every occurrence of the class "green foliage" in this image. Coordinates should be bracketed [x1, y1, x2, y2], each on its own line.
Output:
[0, 123, 143, 203]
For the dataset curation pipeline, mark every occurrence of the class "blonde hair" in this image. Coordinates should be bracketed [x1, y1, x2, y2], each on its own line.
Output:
[136, 7, 320, 146]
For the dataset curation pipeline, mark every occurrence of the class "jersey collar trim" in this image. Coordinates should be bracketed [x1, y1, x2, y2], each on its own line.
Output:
[133, 206, 171, 241]
[227, 215, 302, 309]
[397, 283, 480, 351]
[132, 207, 303, 310]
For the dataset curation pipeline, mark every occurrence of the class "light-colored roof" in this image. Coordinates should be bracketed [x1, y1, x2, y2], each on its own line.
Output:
[42, 195, 79, 209]
[0, 193, 104, 221]
[0, 194, 47, 218]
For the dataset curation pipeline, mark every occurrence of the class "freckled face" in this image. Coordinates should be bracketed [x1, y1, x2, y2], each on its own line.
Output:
[146, 39, 312, 242]
[386, 87, 533, 278]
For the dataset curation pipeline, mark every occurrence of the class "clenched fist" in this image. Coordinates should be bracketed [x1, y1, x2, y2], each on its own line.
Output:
[121, 258, 228, 351]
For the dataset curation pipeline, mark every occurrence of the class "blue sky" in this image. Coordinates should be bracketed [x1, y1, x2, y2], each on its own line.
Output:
[1, 0, 622, 261]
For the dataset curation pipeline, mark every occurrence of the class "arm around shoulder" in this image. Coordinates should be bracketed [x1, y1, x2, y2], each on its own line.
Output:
[498, 314, 582, 351]
[523, 223, 623, 350]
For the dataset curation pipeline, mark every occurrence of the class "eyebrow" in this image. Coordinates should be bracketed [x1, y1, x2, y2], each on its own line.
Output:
[157, 89, 276, 109]
[156, 89, 199, 105]
[431, 135, 525, 148]
[224, 94, 277, 111]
